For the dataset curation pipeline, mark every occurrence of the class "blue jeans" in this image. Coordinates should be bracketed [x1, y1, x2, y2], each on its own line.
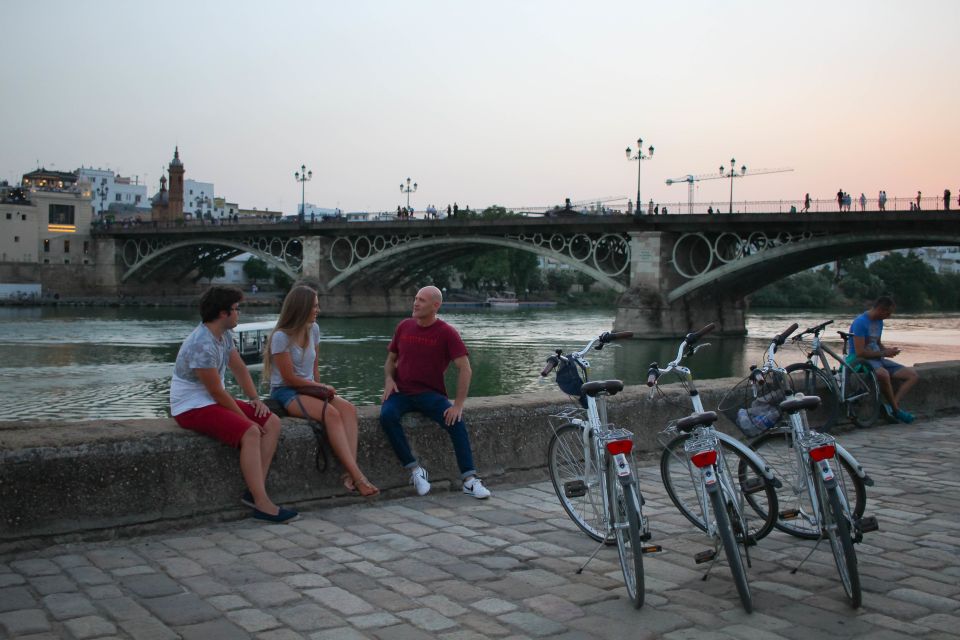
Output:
[379, 391, 476, 479]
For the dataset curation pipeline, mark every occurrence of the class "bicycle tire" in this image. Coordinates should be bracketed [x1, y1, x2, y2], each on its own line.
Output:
[748, 429, 866, 540]
[547, 423, 609, 543]
[822, 476, 862, 608]
[845, 366, 881, 428]
[609, 465, 645, 608]
[709, 485, 753, 613]
[660, 433, 778, 542]
[784, 363, 840, 432]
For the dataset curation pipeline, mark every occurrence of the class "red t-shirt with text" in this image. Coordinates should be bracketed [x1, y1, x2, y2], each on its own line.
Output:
[388, 318, 468, 396]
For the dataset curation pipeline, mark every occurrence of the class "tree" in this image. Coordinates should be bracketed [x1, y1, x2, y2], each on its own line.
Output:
[868, 251, 939, 310]
[546, 269, 575, 295]
[243, 257, 271, 285]
[195, 260, 225, 284]
[574, 271, 595, 293]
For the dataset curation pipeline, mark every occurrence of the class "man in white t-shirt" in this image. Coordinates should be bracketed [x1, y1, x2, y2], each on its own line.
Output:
[171, 285, 297, 523]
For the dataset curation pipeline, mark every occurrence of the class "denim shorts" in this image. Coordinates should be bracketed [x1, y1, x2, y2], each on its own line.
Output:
[270, 385, 299, 408]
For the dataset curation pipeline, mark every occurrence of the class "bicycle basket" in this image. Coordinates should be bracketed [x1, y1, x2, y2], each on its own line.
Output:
[717, 371, 791, 438]
[555, 359, 586, 408]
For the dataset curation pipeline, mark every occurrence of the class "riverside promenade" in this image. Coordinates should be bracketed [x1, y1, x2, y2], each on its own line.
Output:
[1, 417, 959, 639]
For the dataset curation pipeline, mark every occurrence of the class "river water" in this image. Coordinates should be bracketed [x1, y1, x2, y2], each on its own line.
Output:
[1, 305, 958, 422]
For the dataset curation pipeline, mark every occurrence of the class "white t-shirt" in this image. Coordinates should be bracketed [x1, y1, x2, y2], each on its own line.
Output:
[269, 324, 320, 390]
[170, 323, 235, 416]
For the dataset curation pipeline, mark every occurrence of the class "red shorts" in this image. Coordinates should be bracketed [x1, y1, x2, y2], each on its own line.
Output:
[174, 401, 273, 448]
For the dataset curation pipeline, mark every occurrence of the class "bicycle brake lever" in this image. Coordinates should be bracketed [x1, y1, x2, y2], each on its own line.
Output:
[691, 342, 711, 355]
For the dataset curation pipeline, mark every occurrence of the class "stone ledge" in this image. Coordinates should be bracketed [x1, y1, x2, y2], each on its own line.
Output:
[1, 362, 958, 551]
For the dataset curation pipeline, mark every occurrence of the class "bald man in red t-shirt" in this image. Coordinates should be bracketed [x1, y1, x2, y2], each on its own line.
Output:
[380, 286, 490, 499]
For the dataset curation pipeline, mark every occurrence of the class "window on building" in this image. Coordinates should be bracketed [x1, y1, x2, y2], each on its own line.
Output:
[5, 213, 10, 220]
[135, 195, 141, 203]
[115, 193, 122, 202]
[189, 189, 194, 195]
[48, 204, 75, 225]
[21, 214, 26, 221]
[64, 240, 70, 253]
[14, 236, 19, 243]
[43, 258, 50, 264]
[43, 239, 50, 253]
[64, 259, 70, 264]
[83, 241, 90, 254]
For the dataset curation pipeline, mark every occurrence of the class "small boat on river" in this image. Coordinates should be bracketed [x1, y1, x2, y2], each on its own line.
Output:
[486, 292, 520, 310]
[235, 320, 275, 363]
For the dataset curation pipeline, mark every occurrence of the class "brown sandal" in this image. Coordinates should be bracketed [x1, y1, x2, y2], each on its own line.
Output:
[355, 476, 380, 498]
[340, 472, 356, 493]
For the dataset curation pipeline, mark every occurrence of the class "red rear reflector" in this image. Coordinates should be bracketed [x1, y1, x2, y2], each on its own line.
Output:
[809, 444, 836, 462]
[606, 439, 633, 455]
[690, 450, 717, 468]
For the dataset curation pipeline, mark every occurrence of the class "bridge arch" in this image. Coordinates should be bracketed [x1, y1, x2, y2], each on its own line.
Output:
[120, 237, 301, 282]
[326, 234, 630, 292]
[667, 232, 960, 303]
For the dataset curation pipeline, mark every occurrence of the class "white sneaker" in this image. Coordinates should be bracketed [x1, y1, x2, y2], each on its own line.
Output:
[462, 477, 491, 499]
[410, 466, 431, 496]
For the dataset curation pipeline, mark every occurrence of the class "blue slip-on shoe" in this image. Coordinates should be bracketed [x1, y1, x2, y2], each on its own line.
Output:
[895, 409, 915, 424]
[241, 491, 255, 509]
[882, 403, 896, 420]
[252, 507, 299, 524]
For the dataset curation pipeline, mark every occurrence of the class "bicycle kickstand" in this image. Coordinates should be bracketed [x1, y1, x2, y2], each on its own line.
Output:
[575, 539, 608, 575]
[790, 538, 825, 575]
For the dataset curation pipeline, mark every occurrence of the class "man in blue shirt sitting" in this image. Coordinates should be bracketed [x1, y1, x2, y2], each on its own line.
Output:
[848, 296, 919, 423]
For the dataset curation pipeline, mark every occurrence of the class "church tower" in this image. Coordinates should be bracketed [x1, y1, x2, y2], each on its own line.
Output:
[167, 147, 185, 220]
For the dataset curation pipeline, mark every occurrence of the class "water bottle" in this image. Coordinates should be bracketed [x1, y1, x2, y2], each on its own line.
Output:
[751, 406, 779, 431]
[736, 408, 754, 434]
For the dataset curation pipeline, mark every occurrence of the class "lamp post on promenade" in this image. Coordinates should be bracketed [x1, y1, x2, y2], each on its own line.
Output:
[295, 164, 312, 224]
[625, 138, 654, 214]
[400, 177, 418, 214]
[96, 177, 109, 219]
[719, 158, 746, 214]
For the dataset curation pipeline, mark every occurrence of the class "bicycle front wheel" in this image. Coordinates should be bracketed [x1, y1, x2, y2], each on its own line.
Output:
[709, 485, 753, 613]
[784, 363, 840, 432]
[845, 366, 881, 428]
[661, 434, 778, 542]
[749, 429, 867, 540]
[822, 479, 862, 608]
[609, 467, 644, 608]
[548, 423, 608, 543]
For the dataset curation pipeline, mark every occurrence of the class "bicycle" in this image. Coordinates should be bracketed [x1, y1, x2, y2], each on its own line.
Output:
[771, 393, 877, 608]
[649, 324, 781, 613]
[541, 330, 654, 608]
[784, 320, 882, 432]
[724, 324, 876, 543]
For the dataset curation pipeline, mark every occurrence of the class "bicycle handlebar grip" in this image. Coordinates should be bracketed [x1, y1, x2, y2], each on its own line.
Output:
[686, 322, 716, 343]
[774, 323, 799, 345]
[540, 356, 559, 377]
[608, 331, 634, 341]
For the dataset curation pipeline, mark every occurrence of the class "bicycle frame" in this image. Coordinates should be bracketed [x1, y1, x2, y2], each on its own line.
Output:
[796, 328, 874, 410]
[682, 430, 750, 540]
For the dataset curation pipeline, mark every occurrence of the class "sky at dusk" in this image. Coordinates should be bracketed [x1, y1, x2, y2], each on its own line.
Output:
[3, 0, 958, 214]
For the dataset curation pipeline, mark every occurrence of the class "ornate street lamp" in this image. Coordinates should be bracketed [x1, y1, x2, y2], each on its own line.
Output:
[295, 164, 312, 224]
[626, 138, 654, 214]
[400, 177, 418, 213]
[96, 177, 109, 218]
[719, 158, 747, 214]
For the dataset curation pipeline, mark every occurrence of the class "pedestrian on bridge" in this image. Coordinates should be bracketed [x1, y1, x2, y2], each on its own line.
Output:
[917, 191, 922, 211]
[859, 193, 867, 211]
[879, 190, 887, 211]
[803, 193, 811, 212]
[944, 188, 951, 211]
[380, 286, 491, 500]
[837, 189, 844, 211]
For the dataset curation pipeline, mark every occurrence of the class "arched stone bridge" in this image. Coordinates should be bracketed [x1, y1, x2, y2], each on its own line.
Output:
[95, 212, 960, 337]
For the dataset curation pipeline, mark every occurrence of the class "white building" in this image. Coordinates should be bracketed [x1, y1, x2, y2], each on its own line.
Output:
[76, 167, 149, 218]
[183, 179, 215, 219]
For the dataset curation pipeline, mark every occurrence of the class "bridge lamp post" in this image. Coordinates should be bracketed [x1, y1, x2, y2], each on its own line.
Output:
[295, 164, 312, 224]
[626, 139, 654, 214]
[400, 177, 418, 213]
[719, 158, 746, 214]
[96, 178, 109, 219]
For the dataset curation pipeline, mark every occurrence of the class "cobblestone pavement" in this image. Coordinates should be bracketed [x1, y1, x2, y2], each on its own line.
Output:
[2, 417, 959, 640]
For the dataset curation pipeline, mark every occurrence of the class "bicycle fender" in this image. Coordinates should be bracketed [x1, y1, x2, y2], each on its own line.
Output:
[834, 442, 872, 485]
[715, 431, 781, 486]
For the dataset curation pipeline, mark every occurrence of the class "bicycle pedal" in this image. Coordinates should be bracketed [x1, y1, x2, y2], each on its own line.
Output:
[862, 475, 875, 487]
[640, 531, 652, 542]
[779, 508, 801, 520]
[694, 549, 716, 564]
[563, 480, 587, 498]
[741, 477, 765, 494]
[641, 545, 662, 554]
[857, 516, 879, 533]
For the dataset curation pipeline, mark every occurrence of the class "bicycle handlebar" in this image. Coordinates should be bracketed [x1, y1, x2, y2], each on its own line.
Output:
[774, 323, 799, 346]
[792, 319, 834, 341]
[600, 331, 634, 343]
[540, 355, 560, 377]
[646, 362, 659, 387]
[685, 323, 715, 345]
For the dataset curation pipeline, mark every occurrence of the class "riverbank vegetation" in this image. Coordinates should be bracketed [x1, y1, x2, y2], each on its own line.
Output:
[750, 252, 960, 311]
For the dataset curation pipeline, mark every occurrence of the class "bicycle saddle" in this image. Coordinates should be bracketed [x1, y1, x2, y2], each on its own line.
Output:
[779, 395, 821, 413]
[580, 380, 624, 397]
[677, 411, 718, 432]
[837, 330, 852, 341]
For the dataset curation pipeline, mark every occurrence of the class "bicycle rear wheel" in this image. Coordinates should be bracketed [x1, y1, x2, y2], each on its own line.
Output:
[821, 476, 862, 608]
[548, 423, 608, 543]
[748, 428, 866, 540]
[660, 433, 778, 542]
[709, 485, 753, 613]
[845, 366, 881, 428]
[784, 363, 840, 432]
[609, 466, 644, 608]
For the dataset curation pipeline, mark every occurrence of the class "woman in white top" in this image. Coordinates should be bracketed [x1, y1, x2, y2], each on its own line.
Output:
[263, 286, 379, 497]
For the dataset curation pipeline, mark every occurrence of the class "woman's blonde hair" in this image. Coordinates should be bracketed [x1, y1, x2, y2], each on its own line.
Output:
[261, 285, 319, 387]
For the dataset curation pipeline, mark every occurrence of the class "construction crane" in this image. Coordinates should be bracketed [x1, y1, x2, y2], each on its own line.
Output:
[666, 165, 793, 213]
